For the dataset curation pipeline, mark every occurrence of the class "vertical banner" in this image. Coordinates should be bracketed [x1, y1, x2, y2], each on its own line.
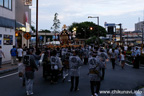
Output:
[25, 12, 28, 23]
[25, 12, 30, 32]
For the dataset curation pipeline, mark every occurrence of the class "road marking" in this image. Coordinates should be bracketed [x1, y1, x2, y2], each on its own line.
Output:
[0, 72, 18, 79]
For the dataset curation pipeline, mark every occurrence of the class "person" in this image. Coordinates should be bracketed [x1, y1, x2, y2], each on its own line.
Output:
[133, 47, 141, 69]
[50, 50, 63, 83]
[120, 51, 125, 69]
[17, 45, 23, 61]
[83, 46, 89, 65]
[0, 46, 5, 68]
[98, 48, 108, 80]
[88, 52, 103, 96]
[131, 47, 135, 66]
[23, 46, 28, 56]
[124, 45, 128, 51]
[32, 49, 41, 67]
[23, 49, 38, 96]
[110, 49, 116, 69]
[18, 58, 25, 86]
[69, 50, 83, 91]
[10, 45, 17, 65]
[114, 47, 120, 65]
[62, 52, 71, 82]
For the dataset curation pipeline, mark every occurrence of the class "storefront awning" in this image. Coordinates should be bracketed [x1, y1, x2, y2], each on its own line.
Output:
[0, 16, 15, 28]
[16, 21, 25, 28]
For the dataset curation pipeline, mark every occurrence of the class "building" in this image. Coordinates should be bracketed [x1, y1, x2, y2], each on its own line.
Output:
[0, 0, 31, 63]
[135, 21, 144, 45]
[15, 0, 31, 48]
[0, 0, 15, 63]
[135, 21, 144, 31]
[31, 32, 54, 46]
[123, 31, 141, 46]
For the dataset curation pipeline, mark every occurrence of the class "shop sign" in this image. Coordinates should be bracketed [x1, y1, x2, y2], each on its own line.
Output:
[24, 0, 32, 6]
[24, 33, 31, 40]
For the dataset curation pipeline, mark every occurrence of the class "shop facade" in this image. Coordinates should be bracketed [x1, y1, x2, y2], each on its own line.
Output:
[0, 0, 15, 63]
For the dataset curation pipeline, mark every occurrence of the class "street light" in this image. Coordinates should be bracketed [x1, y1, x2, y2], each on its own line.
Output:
[88, 16, 99, 45]
[88, 16, 99, 25]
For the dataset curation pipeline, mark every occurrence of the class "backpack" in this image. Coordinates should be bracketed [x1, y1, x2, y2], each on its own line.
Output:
[23, 55, 30, 66]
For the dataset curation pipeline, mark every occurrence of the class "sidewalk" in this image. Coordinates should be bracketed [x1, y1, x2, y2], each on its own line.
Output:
[0, 63, 18, 74]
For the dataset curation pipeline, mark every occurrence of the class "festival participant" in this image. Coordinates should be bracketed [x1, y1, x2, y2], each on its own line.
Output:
[88, 52, 103, 96]
[69, 50, 83, 91]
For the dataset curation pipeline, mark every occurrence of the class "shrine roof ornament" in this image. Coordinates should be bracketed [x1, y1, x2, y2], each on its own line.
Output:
[62, 24, 67, 29]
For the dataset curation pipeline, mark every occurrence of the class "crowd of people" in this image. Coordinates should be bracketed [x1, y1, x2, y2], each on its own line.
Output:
[8, 43, 142, 96]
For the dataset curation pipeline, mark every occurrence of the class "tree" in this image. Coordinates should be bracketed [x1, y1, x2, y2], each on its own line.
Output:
[39, 29, 51, 33]
[68, 21, 106, 39]
[51, 13, 61, 33]
[86, 36, 103, 45]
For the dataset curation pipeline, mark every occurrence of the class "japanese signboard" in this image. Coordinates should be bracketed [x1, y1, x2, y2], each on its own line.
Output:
[24, 0, 32, 6]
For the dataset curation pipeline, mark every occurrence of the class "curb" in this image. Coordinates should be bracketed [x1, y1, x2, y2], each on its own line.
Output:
[125, 63, 144, 69]
[0, 67, 18, 74]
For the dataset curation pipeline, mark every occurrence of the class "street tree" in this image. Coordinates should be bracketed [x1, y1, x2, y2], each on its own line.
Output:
[39, 29, 51, 33]
[51, 13, 61, 33]
[68, 21, 106, 39]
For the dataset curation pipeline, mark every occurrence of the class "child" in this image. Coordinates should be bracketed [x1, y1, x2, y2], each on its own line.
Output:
[18, 59, 25, 86]
[120, 51, 125, 69]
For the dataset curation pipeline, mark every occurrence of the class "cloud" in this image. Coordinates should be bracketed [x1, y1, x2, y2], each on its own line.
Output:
[30, 0, 144, 31]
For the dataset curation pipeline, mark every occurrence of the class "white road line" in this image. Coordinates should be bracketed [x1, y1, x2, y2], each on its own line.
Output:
[0, 72, 18, 79]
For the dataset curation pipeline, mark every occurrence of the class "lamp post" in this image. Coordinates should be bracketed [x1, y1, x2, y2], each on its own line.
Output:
[88, 16, 99, 45]
[88, 16, 99, 25]
[36, 0, 39, 50]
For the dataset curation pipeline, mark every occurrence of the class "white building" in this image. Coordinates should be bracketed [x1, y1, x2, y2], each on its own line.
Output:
[135, 21, 144, 31]
[0, 0, 15, 63]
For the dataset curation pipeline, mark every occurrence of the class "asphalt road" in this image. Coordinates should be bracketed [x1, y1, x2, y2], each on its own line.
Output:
[0, 61, 144, 96]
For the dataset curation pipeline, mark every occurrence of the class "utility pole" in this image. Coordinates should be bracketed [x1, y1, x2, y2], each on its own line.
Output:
[127, 32, 128, 46]
[97, 17, 99, 46]
[119, 23, 122, 45]
[142, 28, 143, 54]
[115, 26, 116, 42]
[36, 0, 39, 50]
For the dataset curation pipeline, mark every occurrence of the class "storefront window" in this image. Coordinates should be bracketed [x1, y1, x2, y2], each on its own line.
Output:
[4, 0, 8, 8]
[2, 0, 12, 10]
[0, 0, 3, 6]
[9, 0, 11, 9]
